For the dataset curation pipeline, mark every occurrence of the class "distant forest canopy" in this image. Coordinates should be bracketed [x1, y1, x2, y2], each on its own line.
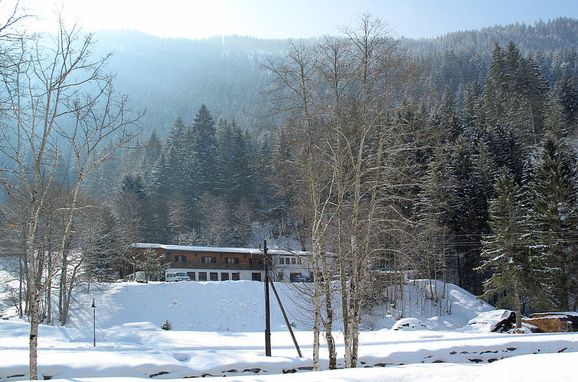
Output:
[93, 17, 578, 135]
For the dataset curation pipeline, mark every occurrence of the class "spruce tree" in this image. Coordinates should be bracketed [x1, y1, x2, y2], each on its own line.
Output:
[480, 168, 533, 326]
[417, 147, 457, 282]
[529, 133, 578, 310]
[191, 104, 217, 194]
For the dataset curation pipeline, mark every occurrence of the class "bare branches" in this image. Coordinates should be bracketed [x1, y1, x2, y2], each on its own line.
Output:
[266, 14, 418, 370]
[0, 11, 140, 379]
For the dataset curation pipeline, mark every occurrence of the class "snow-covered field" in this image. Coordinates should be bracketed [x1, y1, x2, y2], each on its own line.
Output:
[0, 278, 576, 381]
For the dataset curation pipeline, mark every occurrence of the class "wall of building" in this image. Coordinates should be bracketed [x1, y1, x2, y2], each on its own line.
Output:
[166, 267, 264, 282]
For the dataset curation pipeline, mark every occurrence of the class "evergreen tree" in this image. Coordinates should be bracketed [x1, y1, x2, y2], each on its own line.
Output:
[480, 168, 534, 326]
[461, 81, 484, 132]
[191, 104, 217, 194]
[529, 133, 578, 310]
[141, 130, 163, 182]
[416, 147, 458, 282]
[215, 119, 235, 197]
[553, 69, 578, 133]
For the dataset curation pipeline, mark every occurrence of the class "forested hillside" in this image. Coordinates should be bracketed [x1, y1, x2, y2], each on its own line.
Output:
[90, 18, 578, 136]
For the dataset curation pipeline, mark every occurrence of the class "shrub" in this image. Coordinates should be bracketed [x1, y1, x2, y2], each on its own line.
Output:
[161, 320, 172, 330]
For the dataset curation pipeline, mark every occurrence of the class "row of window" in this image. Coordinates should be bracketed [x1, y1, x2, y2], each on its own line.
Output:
[173, 255, 240, 264]
[186, 271, 262, 282]
[279, 257, 301, 265]
[174, 255, 302, 266]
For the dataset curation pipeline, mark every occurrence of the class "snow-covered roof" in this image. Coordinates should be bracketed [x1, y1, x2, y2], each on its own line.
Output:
[130, 243, 309, 256]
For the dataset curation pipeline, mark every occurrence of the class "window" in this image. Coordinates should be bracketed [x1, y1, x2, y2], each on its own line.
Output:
[231, 272, 240, 281]
[297, 258, 302, 265]
[252, 272, 262, 281]
[221, 273, 229, 281]
[291, 257, 296, 264]
[210, 272, 218, 281]
[201, 256, 217, 264]
[198, 272, 207, 281]
[187, 272, 195, 281]
[290, 272, 303, 282]
[225, 257, 239, 264]
[279, 258, 284, 265]
[174, 255, 186, 262]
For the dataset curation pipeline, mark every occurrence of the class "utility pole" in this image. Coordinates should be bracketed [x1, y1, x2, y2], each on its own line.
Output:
[264, 240, 272, 356]
[91, 299, 96, 347]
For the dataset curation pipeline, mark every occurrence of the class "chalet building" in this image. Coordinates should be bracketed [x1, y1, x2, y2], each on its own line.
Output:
[129, 243, 312, 282]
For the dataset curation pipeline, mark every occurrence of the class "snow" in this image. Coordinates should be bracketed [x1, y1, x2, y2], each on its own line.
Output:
[0, 279, 576, 381]
[467, 309, 515, 332]
[0, 257, 20, 317]
[391, 318, 428, 330]
[39, 353, 578, 382]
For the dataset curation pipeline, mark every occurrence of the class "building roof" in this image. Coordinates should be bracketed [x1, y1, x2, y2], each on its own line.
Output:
[130, 243, 309, 256]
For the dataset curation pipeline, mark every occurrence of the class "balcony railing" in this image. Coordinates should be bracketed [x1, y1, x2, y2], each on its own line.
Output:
[169, 261, 264, 271]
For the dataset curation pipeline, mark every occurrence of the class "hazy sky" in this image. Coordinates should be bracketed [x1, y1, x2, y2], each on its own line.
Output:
[17, 0, 578, 40]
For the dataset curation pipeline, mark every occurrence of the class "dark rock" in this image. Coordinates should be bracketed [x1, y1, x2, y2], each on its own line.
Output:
[149, 371, 169, 378]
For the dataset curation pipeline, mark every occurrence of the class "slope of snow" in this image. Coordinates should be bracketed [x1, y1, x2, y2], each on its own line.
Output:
[65, 281, 313, 334]
[1, 279, 575, 381]
[363, 279, 493, 330]
[63, 279, 492, 335]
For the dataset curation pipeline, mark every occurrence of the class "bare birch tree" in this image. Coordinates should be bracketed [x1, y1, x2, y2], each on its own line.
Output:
[267, 14, 414, 370]
[0, 14, 140, 378]
[266, 40, 340, 370]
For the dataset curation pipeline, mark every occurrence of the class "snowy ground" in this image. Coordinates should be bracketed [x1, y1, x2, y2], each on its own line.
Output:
[0, 280, 576, 381]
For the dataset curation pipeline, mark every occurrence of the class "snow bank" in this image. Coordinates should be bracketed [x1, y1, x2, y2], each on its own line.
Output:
[20, 350, 578, 382]
[364, 279, 494, 330]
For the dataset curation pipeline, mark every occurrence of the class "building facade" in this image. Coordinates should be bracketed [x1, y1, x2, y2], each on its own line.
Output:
[129, 243, 312, 282]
